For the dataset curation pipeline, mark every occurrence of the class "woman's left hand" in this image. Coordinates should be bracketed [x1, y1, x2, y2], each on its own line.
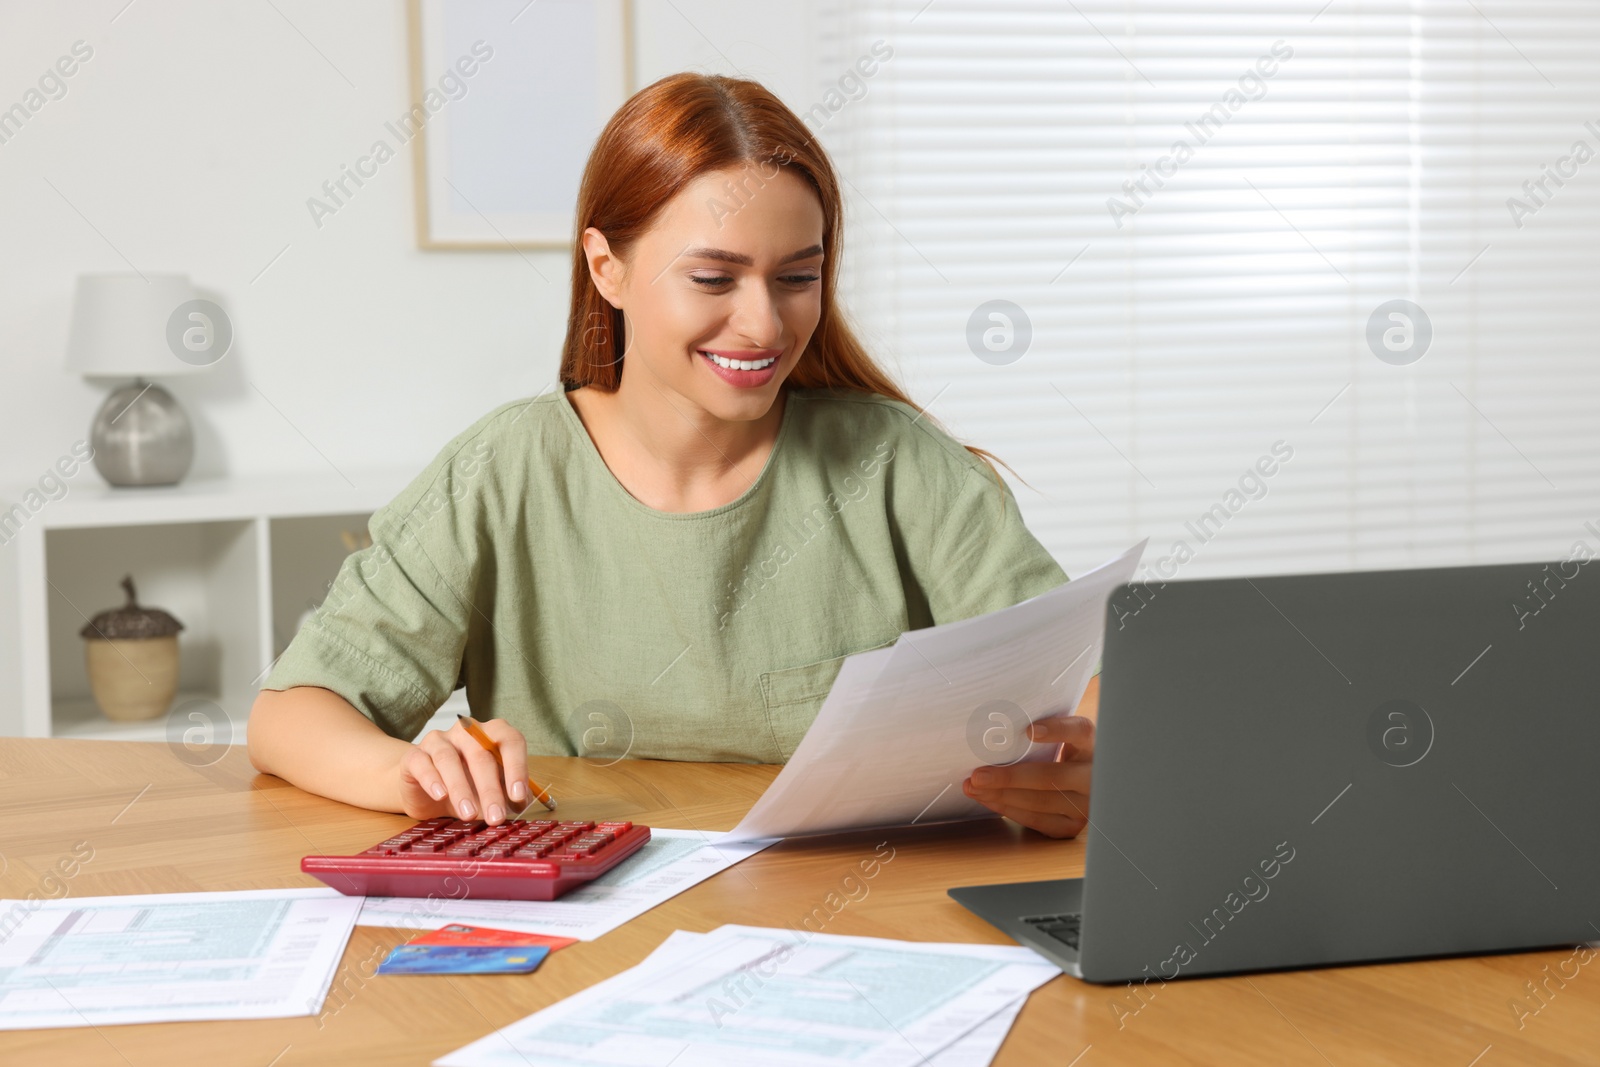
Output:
[962, 713, 1093, 838]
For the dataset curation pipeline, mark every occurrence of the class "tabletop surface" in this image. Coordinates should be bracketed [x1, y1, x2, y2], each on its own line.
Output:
[0, 679, 1593, 1067]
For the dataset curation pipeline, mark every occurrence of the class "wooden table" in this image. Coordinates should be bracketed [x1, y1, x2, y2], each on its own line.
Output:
[2, 680, 1594, 1066]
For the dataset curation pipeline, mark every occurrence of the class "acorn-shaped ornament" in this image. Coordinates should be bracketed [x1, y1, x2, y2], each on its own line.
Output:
[80, 575, 184, 722]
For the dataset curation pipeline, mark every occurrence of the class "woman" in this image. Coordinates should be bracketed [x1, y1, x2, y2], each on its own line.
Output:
[248, 72, 1094, 839]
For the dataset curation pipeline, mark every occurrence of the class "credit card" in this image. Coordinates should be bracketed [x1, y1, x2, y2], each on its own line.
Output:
[376, 944, 550, 975]
[411, 924, 576, 952]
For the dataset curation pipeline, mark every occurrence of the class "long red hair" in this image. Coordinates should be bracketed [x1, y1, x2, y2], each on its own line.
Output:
[558, 72, 1007, 482]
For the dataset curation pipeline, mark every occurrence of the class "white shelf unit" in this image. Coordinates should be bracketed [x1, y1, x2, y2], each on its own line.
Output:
[0, 468, 467, 741]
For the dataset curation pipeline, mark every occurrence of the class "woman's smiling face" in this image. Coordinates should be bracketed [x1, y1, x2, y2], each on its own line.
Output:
[584, 163, 826, 424]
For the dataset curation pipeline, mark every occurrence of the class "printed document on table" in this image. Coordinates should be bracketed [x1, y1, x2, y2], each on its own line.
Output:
[622, 932, 1032, 1067]
[0, 887, 361, 1029]
[729, 541, 1145, 841]
[439, 930, 1028, 1067]
[357, 829, 775, 940]
[435, 924, 1059, 1067]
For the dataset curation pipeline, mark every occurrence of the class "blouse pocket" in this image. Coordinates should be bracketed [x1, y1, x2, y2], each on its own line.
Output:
[759, 639, 895, 762]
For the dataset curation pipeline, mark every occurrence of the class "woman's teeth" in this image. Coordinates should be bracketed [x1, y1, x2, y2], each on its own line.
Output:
[700, 351, 776, 371]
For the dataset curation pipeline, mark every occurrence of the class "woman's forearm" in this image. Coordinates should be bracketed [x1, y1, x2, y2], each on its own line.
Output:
[247, 686, 415, 813]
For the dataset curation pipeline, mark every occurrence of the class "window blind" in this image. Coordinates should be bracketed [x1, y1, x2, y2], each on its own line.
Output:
[814, 0, 1600, 581]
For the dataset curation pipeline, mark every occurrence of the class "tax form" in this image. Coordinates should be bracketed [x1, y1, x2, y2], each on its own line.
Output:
[729, 541, 1146, 841]
[356, 829, 775, 940]
[0, 887, 361, 1029]
[435, 924, 1059, 1067]
[609, 932, 1032, 1067]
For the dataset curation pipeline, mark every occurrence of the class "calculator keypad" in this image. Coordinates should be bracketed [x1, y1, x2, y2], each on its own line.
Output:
[358, 818, 636, 864]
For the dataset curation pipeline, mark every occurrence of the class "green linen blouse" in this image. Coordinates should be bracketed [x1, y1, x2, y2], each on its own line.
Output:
[262, 387, 1068, 763]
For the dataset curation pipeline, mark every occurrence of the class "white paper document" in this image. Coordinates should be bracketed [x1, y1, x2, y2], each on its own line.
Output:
[627, 933, 1031, 1067]
[0, 887, 361, 1029]
[356, 829, 775, 941]
[435, 924, 1058, 1067]
[729, 541, 1146, 841]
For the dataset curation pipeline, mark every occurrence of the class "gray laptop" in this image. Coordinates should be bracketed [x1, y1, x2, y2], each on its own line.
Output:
[950, 559, 1600, 983]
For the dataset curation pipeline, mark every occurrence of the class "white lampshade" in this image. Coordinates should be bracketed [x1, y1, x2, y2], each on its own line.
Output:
[65, 273, 204, 377]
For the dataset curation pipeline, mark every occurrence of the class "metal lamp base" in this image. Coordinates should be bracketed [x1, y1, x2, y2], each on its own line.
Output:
[90, 379, 194, 487]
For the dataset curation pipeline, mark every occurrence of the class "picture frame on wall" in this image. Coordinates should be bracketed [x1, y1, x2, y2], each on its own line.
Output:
[407, 0, 634, 250]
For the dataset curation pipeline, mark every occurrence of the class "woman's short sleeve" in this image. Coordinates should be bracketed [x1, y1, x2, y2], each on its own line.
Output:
[259, 433, 495, 741]
[924, 464, 1068, 624]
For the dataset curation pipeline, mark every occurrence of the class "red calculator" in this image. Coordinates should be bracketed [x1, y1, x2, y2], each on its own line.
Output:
[302, 817, 651, 902]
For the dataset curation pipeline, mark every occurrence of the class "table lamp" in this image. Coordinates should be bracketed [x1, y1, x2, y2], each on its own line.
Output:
[65, 273, 216, 487]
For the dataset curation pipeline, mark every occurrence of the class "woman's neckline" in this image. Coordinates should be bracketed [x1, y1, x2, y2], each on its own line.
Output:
[555, 386, 799, 520]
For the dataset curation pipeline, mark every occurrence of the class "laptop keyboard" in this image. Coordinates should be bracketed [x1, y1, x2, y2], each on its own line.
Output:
[1022, 912, 1083, 950]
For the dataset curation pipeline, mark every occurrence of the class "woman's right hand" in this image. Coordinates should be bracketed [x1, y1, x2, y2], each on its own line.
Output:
[398, 717, 530, 826]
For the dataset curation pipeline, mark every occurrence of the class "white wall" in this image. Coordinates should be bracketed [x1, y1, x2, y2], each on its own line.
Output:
[0, 0, 817, 487]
